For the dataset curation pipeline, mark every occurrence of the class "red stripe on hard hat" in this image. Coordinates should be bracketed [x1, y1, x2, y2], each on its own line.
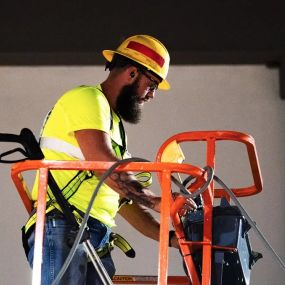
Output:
[126, 41, 165, 68]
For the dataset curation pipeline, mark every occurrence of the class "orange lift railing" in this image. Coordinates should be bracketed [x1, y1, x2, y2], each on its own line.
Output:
[156, 131, 263, 285]
[10, 130, 263, 285]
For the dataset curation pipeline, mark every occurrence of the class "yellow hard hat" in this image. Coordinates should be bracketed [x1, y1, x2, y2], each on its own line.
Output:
[102, 35, 170, 90]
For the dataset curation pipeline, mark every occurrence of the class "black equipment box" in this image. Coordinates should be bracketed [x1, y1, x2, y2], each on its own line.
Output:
[182, 199, 261, 285]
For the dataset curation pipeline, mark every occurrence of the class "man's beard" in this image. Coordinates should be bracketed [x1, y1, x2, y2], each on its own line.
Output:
[115, 80, 142, 124]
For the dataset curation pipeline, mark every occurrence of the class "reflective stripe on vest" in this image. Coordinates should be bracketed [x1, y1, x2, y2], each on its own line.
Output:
[40, 137, 125, 160]
[40, 137, 85, 160]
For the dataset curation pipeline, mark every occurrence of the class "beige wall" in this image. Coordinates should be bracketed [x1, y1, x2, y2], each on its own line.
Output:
[0, 65, 284, 284]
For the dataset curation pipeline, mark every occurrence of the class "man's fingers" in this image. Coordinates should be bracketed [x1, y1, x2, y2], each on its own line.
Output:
[186, 198, 197, 210]
[172, 193, 198, 216]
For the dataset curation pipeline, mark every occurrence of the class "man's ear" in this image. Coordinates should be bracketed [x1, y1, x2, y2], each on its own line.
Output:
[127, 66, 139, 81]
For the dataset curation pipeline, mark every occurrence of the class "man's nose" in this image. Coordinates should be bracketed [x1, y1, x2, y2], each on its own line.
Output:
[146, 90, 156, 100]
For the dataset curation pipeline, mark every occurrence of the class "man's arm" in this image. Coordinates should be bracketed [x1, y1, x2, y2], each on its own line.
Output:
[118, 203, 180, 248]
[119, 202, 160, 240]
[75, 129, 161, 211]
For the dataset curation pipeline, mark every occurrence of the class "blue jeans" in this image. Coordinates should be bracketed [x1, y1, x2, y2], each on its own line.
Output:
[26, 210, 116, 285]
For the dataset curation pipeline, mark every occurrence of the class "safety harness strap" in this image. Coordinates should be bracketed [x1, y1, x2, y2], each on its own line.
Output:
[96, 232, 135, 258]
[6, 129, 81, 230]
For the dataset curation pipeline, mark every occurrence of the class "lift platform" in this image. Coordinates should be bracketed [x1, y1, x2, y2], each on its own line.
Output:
[5, 130, 263, 285]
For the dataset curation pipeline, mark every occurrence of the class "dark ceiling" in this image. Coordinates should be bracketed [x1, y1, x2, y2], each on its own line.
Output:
[1, 1, 284, 98]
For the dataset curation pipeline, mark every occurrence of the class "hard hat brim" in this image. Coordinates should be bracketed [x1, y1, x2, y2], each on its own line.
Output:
[102, 49, 170, 90]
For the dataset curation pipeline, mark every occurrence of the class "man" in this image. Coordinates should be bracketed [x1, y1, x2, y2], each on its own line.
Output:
[23, 34, 196, 284]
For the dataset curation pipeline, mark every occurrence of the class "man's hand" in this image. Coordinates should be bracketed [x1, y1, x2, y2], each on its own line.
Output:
[172, 192, 197, 215]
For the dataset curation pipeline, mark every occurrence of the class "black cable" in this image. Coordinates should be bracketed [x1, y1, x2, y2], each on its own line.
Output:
[213, 175, 285, 273]
[51, 157, 149, 285]
[172, 169, 285, 274]
[171, 166, 214, 199]
[51, 154, 285, 284]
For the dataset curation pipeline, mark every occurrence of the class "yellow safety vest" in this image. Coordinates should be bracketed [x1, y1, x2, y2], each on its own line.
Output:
[25, 85, 129, 231]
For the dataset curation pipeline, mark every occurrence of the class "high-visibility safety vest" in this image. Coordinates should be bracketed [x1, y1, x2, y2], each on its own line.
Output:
[26, 85, 129, 230]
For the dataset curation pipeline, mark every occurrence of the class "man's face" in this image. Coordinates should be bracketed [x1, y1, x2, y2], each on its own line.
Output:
[116, 71, 161, 124]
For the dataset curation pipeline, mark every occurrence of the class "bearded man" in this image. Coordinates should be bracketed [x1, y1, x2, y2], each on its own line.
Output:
[22, 35, 196, 285]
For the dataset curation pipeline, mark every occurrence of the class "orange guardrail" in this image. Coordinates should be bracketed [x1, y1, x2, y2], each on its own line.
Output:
[156, 130, 263, 285]
[156, 130, 263, 197]
[10, 130, 263, 285]
[12, 160, 204, 285]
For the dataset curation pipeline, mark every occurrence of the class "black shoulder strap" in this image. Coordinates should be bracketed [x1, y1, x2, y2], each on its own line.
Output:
[109, 110, 127, 156]
[0, 128, 79, 229]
